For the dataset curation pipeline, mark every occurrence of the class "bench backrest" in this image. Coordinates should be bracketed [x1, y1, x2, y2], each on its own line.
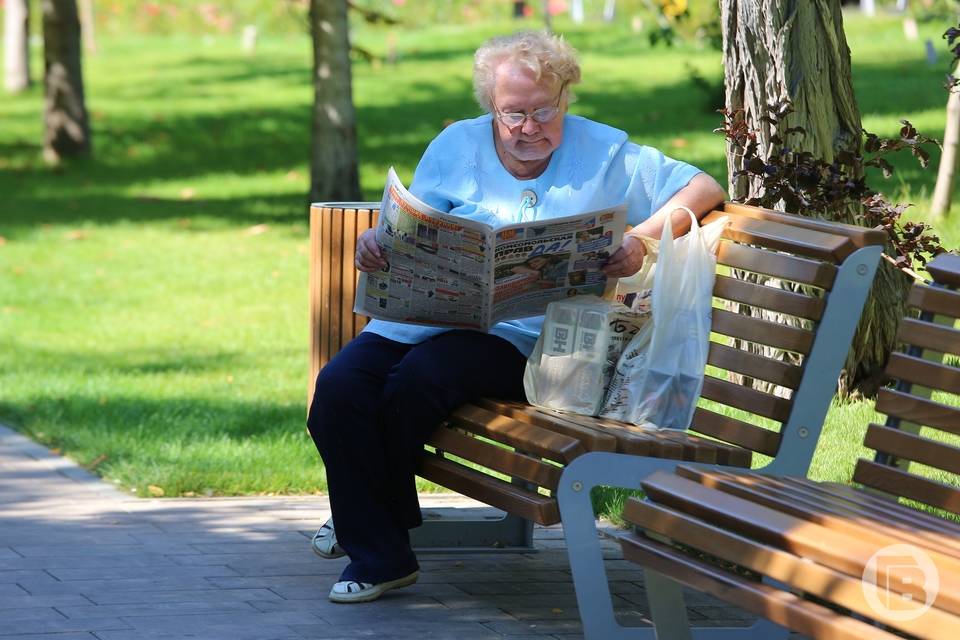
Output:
[854, 253, 960, 514]
[308, 202, 885, 471]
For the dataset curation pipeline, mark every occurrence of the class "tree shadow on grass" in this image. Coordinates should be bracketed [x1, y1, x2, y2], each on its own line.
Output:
[1, 43, 948, 234]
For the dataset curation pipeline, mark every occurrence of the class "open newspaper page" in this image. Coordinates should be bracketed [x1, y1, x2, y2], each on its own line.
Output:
[490, 205, 627, 324]
[355, 168, 494, 329]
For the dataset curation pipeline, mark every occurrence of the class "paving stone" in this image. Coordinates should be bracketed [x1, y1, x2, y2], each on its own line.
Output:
[45, 565, 240, 582]
[0, 594, 92, 609]
[83, 587, 283, 606]
[0, 554, 177, 571]
[290, 621, 502, 639]
[0, 634, 97, 640]
[0, 615, 132, 635]
[94, 628, 303, 640]
[117, 611, 325, 632]
[0, 421, 753, 639]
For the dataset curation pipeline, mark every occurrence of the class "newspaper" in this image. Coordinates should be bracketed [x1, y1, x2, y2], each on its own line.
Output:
[354, 167, 628, 330]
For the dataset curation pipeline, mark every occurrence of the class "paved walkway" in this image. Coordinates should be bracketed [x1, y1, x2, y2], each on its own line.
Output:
[0, 423, 760, 639]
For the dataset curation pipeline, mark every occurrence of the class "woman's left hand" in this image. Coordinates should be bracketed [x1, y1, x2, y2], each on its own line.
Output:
[601, 233, 647, 279]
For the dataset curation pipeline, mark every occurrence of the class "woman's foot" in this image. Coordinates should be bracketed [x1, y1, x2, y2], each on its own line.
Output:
[311, 518, 345, 559]
[328, 570, 420, 603]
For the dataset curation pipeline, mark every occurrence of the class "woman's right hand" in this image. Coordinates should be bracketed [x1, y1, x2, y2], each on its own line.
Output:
[355, 229, 388, 272]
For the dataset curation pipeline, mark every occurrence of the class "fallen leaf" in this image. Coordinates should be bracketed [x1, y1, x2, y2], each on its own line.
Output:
[183, 491, 196, 497]
[244, 223, 269, 236]
[284, 170, 303, 182]
[147, 484, 165, 497]
[180, 187, 196, 200]
[64, 230, 88, 240]
[87, 454, 108, 470]
[0, 236, 7, 246]
[670, 137, 689, 148]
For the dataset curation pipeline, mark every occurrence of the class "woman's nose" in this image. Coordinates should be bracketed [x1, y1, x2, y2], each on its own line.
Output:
[520, 117, 540, 135]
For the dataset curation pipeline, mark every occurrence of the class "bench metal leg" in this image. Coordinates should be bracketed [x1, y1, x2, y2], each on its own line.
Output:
[559, 452, 789, 640]
[411, 508, 534, 553]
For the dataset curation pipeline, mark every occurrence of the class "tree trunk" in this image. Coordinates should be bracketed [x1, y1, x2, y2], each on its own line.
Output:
[721, 0, 908, 398]
[4, 0, 31, 93]
[78, 0, 96, 55]
[931, 87, 960, 219]
[309, 0, 362, 203]
[42, 0, 91, 163]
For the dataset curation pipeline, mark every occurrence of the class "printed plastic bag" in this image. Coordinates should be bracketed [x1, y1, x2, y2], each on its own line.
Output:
[523, 294, 653, 416]
[612, 235, 658, 313]
[600, 212, 728, 429]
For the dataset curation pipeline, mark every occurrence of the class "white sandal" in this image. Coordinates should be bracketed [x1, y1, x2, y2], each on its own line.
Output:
[328, 570, 419, 603]
[311, 518, 345, 559]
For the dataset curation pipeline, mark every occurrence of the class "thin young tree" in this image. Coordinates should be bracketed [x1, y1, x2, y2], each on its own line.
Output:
[4, 0, 31, 93]
[42, 0, 91, 163]
[930, 23, 960, 219]
[722, 0, 909, 397]
[309, 0, 362, 202]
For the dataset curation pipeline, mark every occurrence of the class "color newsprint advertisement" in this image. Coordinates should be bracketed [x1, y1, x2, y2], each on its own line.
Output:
[354, 167, 627, 330]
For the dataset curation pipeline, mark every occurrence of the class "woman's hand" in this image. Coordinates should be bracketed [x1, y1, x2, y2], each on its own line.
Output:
[355, 229, 388, 272]
[601, 233, 647, 279]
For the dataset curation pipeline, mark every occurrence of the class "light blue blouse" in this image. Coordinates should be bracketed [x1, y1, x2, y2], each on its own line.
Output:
[363, 113, 703, 356]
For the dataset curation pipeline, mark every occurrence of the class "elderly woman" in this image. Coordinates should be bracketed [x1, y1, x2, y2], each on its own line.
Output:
[307, 30, 725, 603]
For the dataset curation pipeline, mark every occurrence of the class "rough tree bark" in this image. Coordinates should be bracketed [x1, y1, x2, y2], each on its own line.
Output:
[4, 0, 31, 93]
[722, 0, 908, 397]
[42, 0, 91, 163]
[309, 0, 362, 203]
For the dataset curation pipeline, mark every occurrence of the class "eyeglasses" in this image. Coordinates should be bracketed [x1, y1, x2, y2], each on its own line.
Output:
[493, 82, 567, 129]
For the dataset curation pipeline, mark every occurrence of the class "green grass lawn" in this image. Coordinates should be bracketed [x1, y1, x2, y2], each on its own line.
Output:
[0, 14, 958, 512]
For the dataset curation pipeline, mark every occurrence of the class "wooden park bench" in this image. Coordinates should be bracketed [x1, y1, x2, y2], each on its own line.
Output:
[309, 201, 884, 552]
[562, 252, 960, 639]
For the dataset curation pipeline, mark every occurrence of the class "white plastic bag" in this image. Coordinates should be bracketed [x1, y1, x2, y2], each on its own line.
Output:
[600, 212, 728, 429]
[523, 295, 652, 416]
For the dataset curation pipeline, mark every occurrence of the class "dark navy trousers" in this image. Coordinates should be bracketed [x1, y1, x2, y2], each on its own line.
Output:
[306, 330, 527, 584]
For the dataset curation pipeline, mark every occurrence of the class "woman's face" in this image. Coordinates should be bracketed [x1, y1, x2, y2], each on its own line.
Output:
[491, 62, 566, 164]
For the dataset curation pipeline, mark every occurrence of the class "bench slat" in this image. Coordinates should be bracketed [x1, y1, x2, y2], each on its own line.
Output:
[774, 474, 960, 538]
[720, 202, 888, 250]
[619, 532, 905, 640]
[853, 459, 960, 515]
[713, 274, 825, 320]
[640, 471, 960, 590]
[707, 341, 803, 389]
[886, 352, 960, 395]
[446, 405, 584, 464]
[675, 465, 960, 557]
[711, 308, 814, 355]
[908, 282, 960, 318]
[690, 407, 780, 457]
[428, 428, 562, 490]
[928, 253, 960, 288]
[341, 208, 358, 346]
[699, 375, 793, 423]
[709, 213, 854, 263]
[715, 240, 837, 289]
[864, 423, 960, 476]
[476, 399, 617, 452]
[897, 318, 960, 357]
[622, 499, 958, 639]
[875, 388, 960, 434]
[418, 454, 559, 525]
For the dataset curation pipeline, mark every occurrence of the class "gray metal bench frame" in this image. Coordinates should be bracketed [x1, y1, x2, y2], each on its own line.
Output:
[556, 241, 882, 639]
